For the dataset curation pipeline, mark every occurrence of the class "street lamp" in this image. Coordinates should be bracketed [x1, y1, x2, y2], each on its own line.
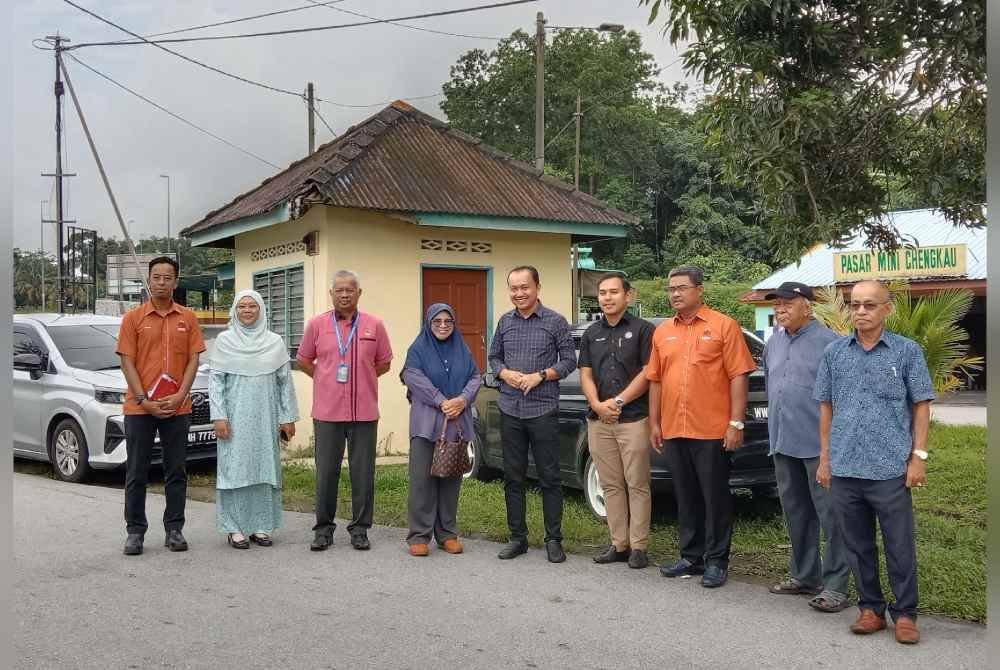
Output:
[159, 174, 170, 252]
[533, 13, 625, 170]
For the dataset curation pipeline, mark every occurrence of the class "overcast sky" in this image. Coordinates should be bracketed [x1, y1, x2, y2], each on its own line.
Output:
[12, 0, 695, 252]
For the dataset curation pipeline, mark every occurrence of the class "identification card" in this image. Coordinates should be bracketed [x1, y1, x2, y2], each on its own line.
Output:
[336, 363, 349, 383]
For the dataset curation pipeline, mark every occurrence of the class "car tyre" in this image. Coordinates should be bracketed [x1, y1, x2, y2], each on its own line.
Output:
[583, 453, 608, 520]
[50, 418, 91, 483]
[465, 436, 497, 482]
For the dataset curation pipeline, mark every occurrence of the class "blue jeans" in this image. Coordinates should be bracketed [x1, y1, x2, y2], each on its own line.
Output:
[831, 475, 918, 620]
[774, 453, 850, 594]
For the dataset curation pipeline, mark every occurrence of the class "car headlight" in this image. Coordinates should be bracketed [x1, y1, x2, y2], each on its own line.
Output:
[95, 388, 127, 405]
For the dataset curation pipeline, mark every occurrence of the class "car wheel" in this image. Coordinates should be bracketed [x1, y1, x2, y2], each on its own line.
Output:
[50, 418, 91, 483]
[465, 436, 496, 482]
[583, 454, 607, 520]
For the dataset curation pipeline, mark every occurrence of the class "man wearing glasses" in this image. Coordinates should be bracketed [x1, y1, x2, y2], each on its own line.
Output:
[646, 266, 757, 588]
[762, 282, 850, 612]
[814, 280, 934, 644]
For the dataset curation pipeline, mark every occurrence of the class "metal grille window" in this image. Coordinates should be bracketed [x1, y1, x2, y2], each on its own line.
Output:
[253, 265, 305, 359]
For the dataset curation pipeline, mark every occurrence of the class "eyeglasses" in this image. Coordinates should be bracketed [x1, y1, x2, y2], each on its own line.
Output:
[431, 319, 455, 327]
[848, 301, 888, 312]
[667, 285, 697, 294]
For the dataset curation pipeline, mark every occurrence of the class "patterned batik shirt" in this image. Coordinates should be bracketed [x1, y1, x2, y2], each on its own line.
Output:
[813, 330, 935, 480]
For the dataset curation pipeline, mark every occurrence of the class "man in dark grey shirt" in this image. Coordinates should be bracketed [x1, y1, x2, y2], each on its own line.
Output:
[487, 266, 576, 563]
[762, 282, 850, 612]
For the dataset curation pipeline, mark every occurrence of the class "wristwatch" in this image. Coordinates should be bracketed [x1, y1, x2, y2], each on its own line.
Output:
[728, 420, 745, 431]
[134, 393, 147, 406]
[614, 396, 625, 408]
[911, 449, 929, 461]
[538, 370, 547, 382]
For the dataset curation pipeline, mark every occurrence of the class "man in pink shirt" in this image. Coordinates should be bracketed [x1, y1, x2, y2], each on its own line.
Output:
[297, 269, 392, 551]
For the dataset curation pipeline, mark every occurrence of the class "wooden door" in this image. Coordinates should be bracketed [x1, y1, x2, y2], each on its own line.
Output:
[421, 268, 488, 370]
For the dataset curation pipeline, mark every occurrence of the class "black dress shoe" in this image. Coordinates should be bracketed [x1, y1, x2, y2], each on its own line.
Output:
[227, 534, 250, 550]
[123, 533, 143, 556]
[310, 533, 332, 551]
[249, 533, 273, 547]
[545, 540, 566, 564]
[497, 540, 528, 560]
[164, 529, 188, 552]
[701, 564, 728, 588]
[593, 545, 630, 564]
[350, 532, 371, 551]
[628, 549, 649, 569]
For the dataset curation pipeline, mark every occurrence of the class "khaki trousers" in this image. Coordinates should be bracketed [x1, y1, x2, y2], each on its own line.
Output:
[587, 418, 651, 551]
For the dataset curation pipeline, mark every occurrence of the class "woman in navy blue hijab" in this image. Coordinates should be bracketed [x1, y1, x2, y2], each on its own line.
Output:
[400, 303, 481, 557]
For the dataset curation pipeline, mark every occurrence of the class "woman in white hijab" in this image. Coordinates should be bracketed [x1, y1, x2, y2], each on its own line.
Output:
[210, 290, 299, 549]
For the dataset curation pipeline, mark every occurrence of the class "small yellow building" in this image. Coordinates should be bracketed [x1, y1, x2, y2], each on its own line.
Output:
[181, 100, 634, 453]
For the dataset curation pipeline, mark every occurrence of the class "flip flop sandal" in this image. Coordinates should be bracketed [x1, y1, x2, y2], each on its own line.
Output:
[770, 579, 821, 595]
[808, 591, 850, 612]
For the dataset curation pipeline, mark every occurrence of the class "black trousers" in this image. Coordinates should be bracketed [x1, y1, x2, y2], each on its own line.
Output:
[124, 413, 191, 535]
[313, 420, 377, 536]
[831, 475, 918, 621]
[500, 409, 563, 543]
[663, 438, 733, 567]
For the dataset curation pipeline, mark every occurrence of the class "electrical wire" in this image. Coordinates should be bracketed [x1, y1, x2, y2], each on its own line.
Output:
[64, 53, 283, 169]
[66, 0, 536, 48]
[316, 91, 444, 110]
[304, 0, 504, 41]
[135, 1, 347, 40]
[307, 98, 337, 138]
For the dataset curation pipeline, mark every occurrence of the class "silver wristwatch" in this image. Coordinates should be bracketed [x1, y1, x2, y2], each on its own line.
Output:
[728, 420, 745, 431]
[134, 393, 147, 405]
[614, 396, 625, 408]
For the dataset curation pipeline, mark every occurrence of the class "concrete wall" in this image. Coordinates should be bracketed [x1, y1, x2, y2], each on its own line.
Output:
[232, 205, 572, 454]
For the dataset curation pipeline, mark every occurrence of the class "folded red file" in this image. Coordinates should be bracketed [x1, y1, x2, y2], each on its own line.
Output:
[147, 373, 180, 401]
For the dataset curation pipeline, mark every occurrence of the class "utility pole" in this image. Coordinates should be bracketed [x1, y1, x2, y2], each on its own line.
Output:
[42, 35, 74, 314]
[40, 200, 48, 311]
[574, 91, 582, 190]
[160, 174, 171, 252]
[306, 82, 316, 154]
[534, 11, 546, 171]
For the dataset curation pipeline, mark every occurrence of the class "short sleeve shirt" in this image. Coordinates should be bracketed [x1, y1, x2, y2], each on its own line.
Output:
[577, 313, 655, 422]
[645, 305, 757, 440]
[116, 301, 206, 416]
[296, 310, 392, 422]
[813, 330, 935, 480]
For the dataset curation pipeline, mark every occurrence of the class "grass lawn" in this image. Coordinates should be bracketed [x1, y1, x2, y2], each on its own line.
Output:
[183, 423, 985, 622]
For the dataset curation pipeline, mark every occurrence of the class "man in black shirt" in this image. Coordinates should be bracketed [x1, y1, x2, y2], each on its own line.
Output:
[578, 273, 656, 569]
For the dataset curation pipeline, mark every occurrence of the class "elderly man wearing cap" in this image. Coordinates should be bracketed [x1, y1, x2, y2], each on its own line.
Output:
[762, 282, 850, 613]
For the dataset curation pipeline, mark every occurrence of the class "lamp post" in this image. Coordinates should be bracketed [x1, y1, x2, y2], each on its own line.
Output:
[533, 14, 624, 171]
[159, 174, 171, 252]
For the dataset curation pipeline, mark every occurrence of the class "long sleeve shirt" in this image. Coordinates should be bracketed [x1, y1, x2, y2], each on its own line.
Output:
[487, 303, 576, 419]
[401, 368, 481, 442]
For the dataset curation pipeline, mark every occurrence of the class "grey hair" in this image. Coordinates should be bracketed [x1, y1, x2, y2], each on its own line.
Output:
[668, 265, 704, 286]
[332, 269, 361, 288]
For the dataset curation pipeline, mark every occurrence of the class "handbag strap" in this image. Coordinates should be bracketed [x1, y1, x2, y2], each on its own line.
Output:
[438, 413, 465, 442]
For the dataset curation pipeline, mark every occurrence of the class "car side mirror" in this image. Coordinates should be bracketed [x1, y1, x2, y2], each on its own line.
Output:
[482, 371, 501, 389]
[14, 353, 45, 379]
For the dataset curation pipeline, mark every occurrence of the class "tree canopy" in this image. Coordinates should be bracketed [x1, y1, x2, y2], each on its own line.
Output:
[641, 0, 986, 261]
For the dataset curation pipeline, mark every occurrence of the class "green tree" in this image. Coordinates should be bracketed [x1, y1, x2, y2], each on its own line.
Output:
[641, 0, 986, 262]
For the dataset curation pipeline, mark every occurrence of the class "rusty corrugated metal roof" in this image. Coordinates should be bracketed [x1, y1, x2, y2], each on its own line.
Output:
[181, 100, 637, 238]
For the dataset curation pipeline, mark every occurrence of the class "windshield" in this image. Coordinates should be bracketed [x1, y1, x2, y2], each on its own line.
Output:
[46, 324, 122, 371]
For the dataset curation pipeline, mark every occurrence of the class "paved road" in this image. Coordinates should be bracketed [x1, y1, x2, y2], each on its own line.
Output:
[14, 474, 986, 670]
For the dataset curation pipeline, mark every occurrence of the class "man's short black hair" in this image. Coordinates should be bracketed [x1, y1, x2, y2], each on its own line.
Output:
[148, 256, 178, 277]
[597, 272, 631, 292]
[507, 265, 540, 286]
[668, 265, 704, 286]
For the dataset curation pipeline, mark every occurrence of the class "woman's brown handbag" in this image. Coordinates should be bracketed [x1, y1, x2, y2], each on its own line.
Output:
[430, 416, 471, 478]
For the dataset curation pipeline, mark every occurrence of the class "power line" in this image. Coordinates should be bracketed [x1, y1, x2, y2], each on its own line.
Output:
[62, 0, 306, 98]
[66, 0, 536, 48]
[304, 0, 505, 41]
[136, 1, 347, 40]
[316, 92, 444, 110]
[65, 53, 283, 169]
[308, 98, 337, 138]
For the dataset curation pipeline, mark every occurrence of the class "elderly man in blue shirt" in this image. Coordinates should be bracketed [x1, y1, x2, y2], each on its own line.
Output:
[762, 282, 850, 613]
[815, 280, 934, 645]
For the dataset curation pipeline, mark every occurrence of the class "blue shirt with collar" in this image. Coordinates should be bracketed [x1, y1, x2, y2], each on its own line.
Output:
[813, 329, 935, 480]
[763, 319, 839, 459]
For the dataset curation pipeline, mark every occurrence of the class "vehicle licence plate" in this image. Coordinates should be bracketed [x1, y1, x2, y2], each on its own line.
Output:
[188, 430, 216, 444]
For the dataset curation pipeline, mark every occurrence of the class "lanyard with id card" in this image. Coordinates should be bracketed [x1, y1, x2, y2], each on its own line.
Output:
[333, 313, 359, 383]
